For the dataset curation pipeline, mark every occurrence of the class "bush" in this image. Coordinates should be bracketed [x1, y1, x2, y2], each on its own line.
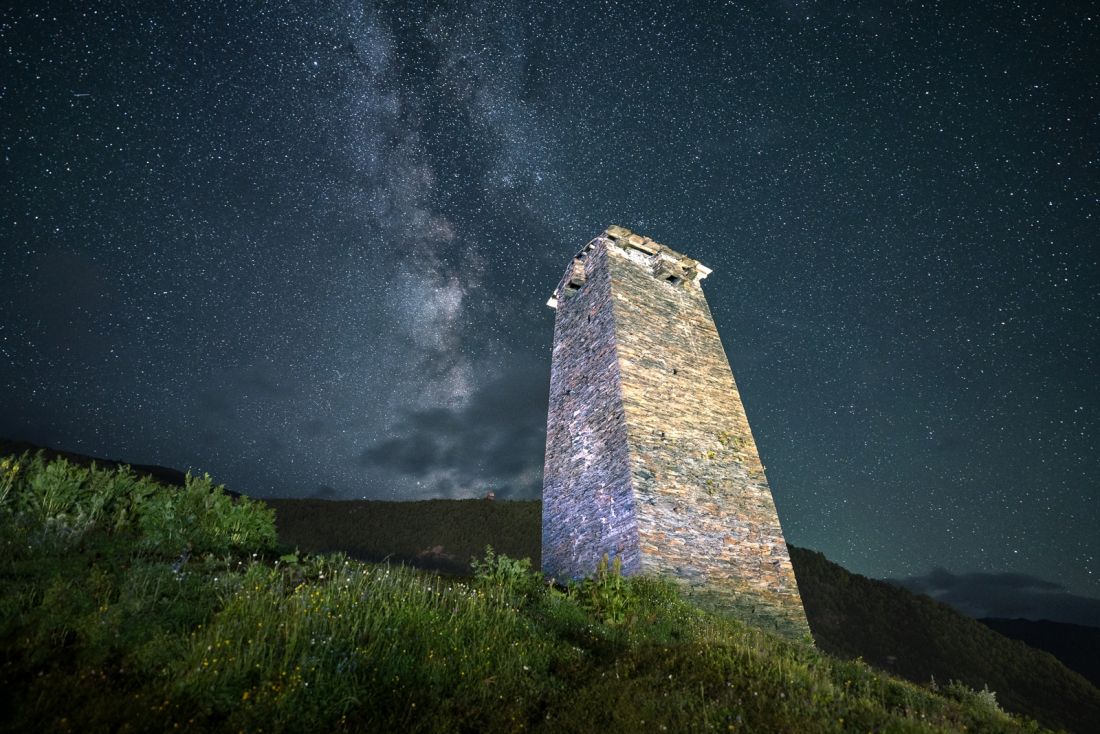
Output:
[1, 453, 150, 550]
[137, 472, 276, 556]
[576, 553, 630, 626]
[470, 544, 541, 605]
[0, 455, 18, 507]
[944, 680, 1006, 718]
[0, 452, 276, 557]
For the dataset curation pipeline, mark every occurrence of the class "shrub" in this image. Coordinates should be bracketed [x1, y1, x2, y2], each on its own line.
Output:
[136, 472, 277, 556]
[1, 453, 143, 548]
[575, 554, 630, 626]
[0, 452, 276, 557]
[470, 544, 541, 605]
[944, 680, 1006, 718]
[0, 455, 21, 507]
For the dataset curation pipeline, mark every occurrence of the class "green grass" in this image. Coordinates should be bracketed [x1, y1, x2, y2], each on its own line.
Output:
[265, 494, 1100, 732]
[0, 453, 1048, 732]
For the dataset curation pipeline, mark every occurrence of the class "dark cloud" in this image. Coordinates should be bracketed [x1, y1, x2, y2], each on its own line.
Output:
[890, 569, 1100, 628]
[360, 362, 549, 499]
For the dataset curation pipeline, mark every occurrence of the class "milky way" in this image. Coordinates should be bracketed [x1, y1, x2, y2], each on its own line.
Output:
[1, 1, 1096, 604]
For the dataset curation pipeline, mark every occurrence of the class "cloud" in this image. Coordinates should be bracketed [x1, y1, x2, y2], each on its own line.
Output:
[890, 568, 1100, 627]
[359, 361, 548, 498]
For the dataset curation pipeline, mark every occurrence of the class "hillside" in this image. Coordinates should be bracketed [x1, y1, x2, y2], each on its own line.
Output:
[268, 496, 1100, 733]
[3, 441, 1098, 731]
[979, 618, 1100, 689]
[0, 451, 1049, 733]
[790, 547, 1100, 734]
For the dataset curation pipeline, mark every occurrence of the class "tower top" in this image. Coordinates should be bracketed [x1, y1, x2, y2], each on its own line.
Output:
[547, 225, 712, 309]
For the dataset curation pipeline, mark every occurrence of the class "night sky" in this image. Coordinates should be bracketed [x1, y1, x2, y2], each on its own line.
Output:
[2, 2, 1097, 619]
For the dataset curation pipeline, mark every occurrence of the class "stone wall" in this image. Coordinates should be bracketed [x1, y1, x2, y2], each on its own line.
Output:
[542, 226, 810, 640]
[542, 239, 641, 579]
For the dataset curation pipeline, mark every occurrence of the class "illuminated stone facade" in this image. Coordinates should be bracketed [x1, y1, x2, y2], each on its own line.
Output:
[542, 226, 809, 639]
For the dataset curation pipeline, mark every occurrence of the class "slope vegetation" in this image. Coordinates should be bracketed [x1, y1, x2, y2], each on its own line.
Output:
[0, 452, 1042, 733]
[269, 496, 1100, 733]
[790, 546, 1100, 733]
[979, 618, 1100, 689]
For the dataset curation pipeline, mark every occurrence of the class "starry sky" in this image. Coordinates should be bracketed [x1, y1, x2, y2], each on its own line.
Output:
[1, 1, 1097, 614]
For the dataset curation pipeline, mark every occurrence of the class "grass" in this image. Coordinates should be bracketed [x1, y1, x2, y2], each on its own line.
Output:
[0, 453, 1048, 732]
[263, 493, 1100, 731]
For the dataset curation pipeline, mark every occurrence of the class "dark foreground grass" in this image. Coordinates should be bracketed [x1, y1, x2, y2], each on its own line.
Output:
[0, 454, 1044, 733]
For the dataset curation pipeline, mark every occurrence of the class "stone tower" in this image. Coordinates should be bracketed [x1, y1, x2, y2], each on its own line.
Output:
[542, 225, 809, 639]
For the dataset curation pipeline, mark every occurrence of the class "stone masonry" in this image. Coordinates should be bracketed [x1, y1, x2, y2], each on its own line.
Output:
[542, 226, 810, 640]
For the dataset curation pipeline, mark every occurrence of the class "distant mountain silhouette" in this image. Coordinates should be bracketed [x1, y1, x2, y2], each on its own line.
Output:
[263, 496, 539, 575]
[890, 566, 1100, 628]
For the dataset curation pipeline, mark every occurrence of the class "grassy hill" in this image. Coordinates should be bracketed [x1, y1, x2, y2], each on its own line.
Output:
[266, 496, 1100, 733]
[790, 547, 1100, 734]
[0, 451, 1053, 733]
[979, 618, 1100, 690]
